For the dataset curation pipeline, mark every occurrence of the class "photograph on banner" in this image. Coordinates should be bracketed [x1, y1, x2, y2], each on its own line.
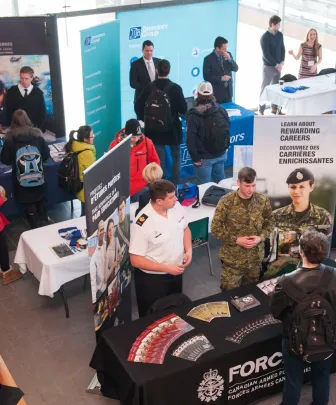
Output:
[0, 55, 54, 128]
[84, 137, 131, 334]
[253, 115, 336, 279]
[88, 198, 131, 332]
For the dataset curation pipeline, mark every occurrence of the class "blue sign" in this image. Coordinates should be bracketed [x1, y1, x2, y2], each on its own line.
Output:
[129, 26, 142, 40]
[80, 21, 121, 158]
[130, 56, 138, 64]
[117, 0, 238, 122]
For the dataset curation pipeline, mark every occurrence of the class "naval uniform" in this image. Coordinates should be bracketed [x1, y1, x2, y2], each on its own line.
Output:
[129, 201, 188, 317]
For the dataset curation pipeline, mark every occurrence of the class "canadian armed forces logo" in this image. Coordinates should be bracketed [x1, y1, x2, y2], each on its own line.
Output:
[197, 369, 224, 402]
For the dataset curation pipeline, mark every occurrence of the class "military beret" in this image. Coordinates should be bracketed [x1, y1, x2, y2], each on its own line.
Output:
[286, 167, 314, 184]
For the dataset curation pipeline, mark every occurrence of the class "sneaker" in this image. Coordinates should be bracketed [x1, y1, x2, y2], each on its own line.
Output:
[3, 267, 22, 285]
[259, 111, 264, 115]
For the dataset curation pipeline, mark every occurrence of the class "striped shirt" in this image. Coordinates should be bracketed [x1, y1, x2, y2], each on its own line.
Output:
[299, 43, 321, 79]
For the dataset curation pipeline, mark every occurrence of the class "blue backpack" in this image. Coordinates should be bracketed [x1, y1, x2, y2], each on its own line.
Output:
[15, 144, 44, 187]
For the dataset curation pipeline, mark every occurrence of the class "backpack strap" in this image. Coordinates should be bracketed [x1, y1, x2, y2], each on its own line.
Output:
[280, 265, 333, 303]
[192, 187, 200, 209]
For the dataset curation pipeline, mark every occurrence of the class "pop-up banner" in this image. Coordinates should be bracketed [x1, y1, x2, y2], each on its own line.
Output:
[116, 0, 238, 122]
[253, 115, 336, 278]
[0, 16, 65, 137]
[84, 137, 132, 337]
[80, 21, 121, 159]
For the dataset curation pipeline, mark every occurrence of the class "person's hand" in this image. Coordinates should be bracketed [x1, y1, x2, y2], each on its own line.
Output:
[223, 52, 231, 60]
[288, 49, 294, 56]
[165, 264, 184, 276]
[248, 236, 262, 247]
[236, 236, 258, 249]
[222, 75, 231, 81]
[181, 251, 192, 268]
[310, 64, 317, 73]
[276, 64, 283, 72]
[194, 161, 202, 166]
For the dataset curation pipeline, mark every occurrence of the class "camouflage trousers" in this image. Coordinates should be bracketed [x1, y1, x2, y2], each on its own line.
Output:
[220, 263, 261, 291]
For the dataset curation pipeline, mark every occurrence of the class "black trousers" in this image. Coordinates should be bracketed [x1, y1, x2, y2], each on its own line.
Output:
[0, 230, 10, 272]
[134, 268, 182, 317]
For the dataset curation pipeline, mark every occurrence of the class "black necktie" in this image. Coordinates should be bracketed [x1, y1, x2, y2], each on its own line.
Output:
[24, 89, 28, 98]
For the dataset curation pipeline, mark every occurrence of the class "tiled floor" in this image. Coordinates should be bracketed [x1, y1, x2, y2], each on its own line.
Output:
[1, 198, 336, 404]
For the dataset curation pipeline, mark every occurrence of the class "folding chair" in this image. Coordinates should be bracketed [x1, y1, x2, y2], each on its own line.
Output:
[188, 217, 214, 276]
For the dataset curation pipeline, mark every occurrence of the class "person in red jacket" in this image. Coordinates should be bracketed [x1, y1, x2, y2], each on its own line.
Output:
[109, 119, 160, 200]
[0, 186, 22, 285]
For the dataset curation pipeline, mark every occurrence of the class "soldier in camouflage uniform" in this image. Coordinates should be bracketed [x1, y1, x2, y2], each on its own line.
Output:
[211, 167, 275, 290]
[264, 167, 333, 278]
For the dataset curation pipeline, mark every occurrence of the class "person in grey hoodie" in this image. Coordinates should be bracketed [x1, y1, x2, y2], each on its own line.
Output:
[186, 81, 230, 184]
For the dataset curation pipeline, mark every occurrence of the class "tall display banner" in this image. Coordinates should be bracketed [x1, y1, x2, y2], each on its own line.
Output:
[0, 16, 66, 137]
[84, 137, 132, 338]
[253, 115, 336, 278]
[116, 0, 238, 122]
[80, 21, 121, 159]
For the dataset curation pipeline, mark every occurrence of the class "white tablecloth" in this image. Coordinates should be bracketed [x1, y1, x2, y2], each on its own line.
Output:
[15, 216, 89, 297]
[131, 179, 234, 231]
[260, 73, 336, 115]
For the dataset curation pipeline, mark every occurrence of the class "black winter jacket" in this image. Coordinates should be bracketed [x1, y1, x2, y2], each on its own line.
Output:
[270, 264, 336, 337]
[186, 103, 230, 162]
[0, 126, 50, 204]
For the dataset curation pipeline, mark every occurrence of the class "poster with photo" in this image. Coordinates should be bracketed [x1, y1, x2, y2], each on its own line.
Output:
[84, 136, 131, 337]
[253, 115, 336, 278]
[0, 16, 65, 137]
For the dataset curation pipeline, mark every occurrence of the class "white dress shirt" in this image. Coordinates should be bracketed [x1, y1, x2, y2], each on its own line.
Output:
[144, 58, 155, 82]
[18, 83, 33, 97]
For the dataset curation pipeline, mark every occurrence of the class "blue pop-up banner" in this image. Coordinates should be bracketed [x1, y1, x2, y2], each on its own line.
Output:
[117, 0, 238, 122]
[80, 21, 121, 158]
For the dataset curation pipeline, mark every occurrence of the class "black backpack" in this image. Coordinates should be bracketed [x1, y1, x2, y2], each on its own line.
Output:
[202, 185, 232, 207]
[280, 265, 336, 363]
[204, 108, 230, 154]
[144, 82, 174, 133]
[58, 150, 89, 194]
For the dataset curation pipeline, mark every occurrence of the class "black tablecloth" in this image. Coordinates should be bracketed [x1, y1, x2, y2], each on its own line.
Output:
[0, 158, 73, 217]
[91, 283, 333, 405]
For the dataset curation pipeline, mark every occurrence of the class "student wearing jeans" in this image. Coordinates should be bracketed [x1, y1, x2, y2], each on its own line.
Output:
[186, 81, 230, 184]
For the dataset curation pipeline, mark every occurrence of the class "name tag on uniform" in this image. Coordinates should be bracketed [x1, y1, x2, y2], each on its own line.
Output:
[308, 60, 314, 67]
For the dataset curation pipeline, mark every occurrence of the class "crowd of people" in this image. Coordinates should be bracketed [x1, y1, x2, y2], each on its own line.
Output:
[0, 16, 334, 405]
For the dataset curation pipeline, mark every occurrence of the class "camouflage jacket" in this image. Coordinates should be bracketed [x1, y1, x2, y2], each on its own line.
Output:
[211, 191, 275, 268]
[273, 203, 333, 237]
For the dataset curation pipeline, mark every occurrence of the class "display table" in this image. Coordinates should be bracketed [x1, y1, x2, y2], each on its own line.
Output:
[130, 179, 233, 230]
[0, 158, 74, 217]
[260, 73, 336, 115]
[90, 283, 333, 405]
[14, 216, 88, 316]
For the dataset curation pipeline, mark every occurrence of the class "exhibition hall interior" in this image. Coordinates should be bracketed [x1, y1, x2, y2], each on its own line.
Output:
[1, 0, 336, 404]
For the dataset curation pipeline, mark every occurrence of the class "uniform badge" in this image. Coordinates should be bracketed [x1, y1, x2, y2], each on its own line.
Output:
[296, 171, 303, 180]
[136, 214, 148, 226]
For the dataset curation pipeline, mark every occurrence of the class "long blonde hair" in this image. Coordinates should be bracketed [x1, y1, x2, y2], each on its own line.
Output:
[304, 28, 320, 57]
